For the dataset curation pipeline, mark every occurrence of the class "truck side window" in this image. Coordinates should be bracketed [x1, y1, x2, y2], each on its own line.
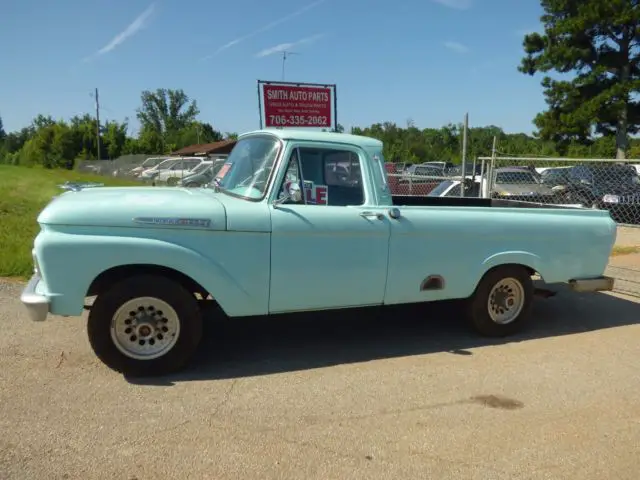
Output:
[277, 147, 365, 206]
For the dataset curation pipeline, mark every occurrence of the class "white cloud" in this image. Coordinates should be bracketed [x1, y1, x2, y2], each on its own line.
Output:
[254, 33, 325, 58]
[443, 41, 469, 53]
[431, 0, 472, 10]
[85, 4, 156, 61]
[203, 0, 326, 60]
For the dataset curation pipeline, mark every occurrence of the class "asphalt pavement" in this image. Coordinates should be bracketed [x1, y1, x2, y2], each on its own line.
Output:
[1, 279, 640, 480]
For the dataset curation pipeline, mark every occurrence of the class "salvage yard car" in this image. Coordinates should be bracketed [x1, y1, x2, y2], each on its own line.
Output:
[21, 129, 617, 376]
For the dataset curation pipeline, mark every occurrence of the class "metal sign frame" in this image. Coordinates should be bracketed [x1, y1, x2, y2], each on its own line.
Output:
[257, 80, 338, 132]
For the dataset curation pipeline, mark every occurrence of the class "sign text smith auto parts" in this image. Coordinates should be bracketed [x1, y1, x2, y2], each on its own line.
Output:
[258, 81, 337, 130]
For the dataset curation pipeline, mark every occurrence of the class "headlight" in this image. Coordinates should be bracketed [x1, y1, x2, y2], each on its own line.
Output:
[603, 194, 619, 203]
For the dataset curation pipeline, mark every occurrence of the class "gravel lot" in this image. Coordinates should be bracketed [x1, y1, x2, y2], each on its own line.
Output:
[1, 277, 640, 479]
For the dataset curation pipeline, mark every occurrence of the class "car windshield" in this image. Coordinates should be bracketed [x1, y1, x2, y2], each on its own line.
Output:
[428, 180, 455, 196]
[142, 157, 166, 167]
[495, 171, 538, 184]
[190, 163, 211, 175]
[593, 166, 640, 185]
[154, 159, 178, 170]
[215, 136, 281, 199]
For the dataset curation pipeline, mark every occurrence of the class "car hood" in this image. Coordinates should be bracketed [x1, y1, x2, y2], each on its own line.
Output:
[38, 186, 227, 230]
[495, 183, 555, 195]
[594, 182, 640, 196]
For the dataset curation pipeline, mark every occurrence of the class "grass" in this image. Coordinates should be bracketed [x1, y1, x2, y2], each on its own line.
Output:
[610, 245, 640, 257]
[0, 165, 139, 279]
[1, 163, 639, 279]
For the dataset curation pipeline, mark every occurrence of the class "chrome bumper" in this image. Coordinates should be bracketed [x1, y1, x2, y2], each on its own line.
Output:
[568, 276, 615, 293]
[20, 274, 50, 322]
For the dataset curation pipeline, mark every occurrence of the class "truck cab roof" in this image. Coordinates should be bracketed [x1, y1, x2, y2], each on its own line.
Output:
[240, 129, 383, 148]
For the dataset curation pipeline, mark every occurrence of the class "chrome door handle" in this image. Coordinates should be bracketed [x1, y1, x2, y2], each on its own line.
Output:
[360, 211, 384, 220]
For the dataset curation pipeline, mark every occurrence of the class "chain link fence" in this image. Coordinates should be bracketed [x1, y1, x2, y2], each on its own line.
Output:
[76, 154, 163, 181]
[476, 156, 640, 226]
[385, 162, 480, 196]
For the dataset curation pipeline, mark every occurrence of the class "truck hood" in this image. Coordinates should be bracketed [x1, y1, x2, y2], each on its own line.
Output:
[38, 186, 227, 230]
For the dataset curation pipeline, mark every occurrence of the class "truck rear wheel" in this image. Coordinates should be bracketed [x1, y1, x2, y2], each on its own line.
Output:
[87, 274, 203, 377]
[467, 265, 533, 337]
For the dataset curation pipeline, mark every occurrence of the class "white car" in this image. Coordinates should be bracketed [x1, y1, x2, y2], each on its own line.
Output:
[154, 157, 207, 185]
[139, 158, 181, 181]
[129, 157, 171, 177]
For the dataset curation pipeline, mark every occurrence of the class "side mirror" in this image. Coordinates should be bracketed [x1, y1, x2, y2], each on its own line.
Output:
[288, 182, 302, 202]
[273, 182, 303, 206]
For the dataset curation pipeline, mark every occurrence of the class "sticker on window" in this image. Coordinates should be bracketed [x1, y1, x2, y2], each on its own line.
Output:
[216, 162, 232, 180]
[303, 181, 329, 205]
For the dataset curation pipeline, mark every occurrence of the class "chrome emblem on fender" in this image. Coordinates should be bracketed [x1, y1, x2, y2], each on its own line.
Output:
[133, 217, 212, 228]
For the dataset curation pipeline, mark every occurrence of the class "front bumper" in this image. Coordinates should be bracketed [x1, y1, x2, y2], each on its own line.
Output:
[20, 274, 50, 322]
[568, 276, 615, 293]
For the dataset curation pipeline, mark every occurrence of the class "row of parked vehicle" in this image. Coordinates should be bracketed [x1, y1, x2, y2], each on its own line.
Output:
[125, 155, 229, 186]
[387, 161, 640, 224]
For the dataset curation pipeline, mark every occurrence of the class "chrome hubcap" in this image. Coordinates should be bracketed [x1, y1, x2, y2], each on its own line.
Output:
[110, 297, 180, 360]
[487, 278, 525, 325]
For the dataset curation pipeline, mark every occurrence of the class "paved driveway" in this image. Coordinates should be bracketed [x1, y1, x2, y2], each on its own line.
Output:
[1, 280, 640, 479]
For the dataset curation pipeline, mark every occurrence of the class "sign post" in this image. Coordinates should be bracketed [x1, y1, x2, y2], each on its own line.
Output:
[257, 80, 338, 131]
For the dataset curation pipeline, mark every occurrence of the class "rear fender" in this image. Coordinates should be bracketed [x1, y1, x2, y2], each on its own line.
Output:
[480, 251, 542, 280]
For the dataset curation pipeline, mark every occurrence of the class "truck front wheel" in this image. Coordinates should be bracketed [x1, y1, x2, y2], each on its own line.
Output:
[467, 265, 533, 337]
[87, 274, 203, 376]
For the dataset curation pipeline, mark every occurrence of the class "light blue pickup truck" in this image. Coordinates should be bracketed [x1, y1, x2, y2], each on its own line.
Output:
[21, 129, 617, 376]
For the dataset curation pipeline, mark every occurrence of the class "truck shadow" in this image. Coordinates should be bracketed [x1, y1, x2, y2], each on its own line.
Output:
[126, 284, 640, 385]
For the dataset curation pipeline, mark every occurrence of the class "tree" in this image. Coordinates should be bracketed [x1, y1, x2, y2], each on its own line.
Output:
[0, 115, 5, 143]
[519, 0, 640, 158]
[136, 89, 200, 145]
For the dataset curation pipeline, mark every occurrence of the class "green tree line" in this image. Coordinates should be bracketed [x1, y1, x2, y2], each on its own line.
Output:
[3, 0, 640, 168]
[0, 88, 238, 169]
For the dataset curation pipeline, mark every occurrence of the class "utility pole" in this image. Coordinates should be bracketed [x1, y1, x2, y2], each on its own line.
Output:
[281, 51, 299, 81]
[460, 112, 469, 197]
[94, 88, 101, 160]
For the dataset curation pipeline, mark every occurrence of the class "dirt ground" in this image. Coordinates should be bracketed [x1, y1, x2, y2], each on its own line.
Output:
[1, 276, 640, 479]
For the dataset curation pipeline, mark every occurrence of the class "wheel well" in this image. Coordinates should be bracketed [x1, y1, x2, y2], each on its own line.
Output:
[87, 264, 211, 299]
[484, 263, 537, 278]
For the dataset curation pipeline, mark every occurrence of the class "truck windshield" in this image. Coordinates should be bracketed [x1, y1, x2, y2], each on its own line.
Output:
[215, 136, 282, 200]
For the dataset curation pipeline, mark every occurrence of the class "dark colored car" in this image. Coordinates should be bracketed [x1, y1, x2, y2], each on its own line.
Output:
[558, 164, 640, 224]
[540, 167, 572, 187]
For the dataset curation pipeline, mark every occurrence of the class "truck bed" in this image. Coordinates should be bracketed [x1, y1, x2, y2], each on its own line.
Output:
[391, 195, 578, 209]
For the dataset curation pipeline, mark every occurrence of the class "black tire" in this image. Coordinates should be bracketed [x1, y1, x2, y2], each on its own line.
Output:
[466, 265, 534, 337]
[87, 274, 203, 377]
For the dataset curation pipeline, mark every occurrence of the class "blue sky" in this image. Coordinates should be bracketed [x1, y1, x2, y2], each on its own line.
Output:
[1, 0, 546, 136]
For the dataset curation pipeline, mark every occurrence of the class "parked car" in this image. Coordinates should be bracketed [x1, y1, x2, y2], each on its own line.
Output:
[394, 164, 449, 195]
[553, 164, 640, 224]
[154, 157, 207, 185]
[539, 166, 572, 187]
[139, 158, 181, 181]
[21, 129, 616, 376]
[428, 177, 481, 197]
[129, 157, 171, 177]
[487, 167, 559, 203]
[176, 158, 227, 188]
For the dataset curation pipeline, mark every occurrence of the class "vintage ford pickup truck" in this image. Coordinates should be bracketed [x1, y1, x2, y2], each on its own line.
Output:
[21, 129, 617, 376]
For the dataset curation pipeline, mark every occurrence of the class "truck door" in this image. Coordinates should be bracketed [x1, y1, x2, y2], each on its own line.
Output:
[269, 145, 391, 313]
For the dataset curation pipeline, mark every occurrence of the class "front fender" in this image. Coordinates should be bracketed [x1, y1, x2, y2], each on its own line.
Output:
[35, 229, 270, 317]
